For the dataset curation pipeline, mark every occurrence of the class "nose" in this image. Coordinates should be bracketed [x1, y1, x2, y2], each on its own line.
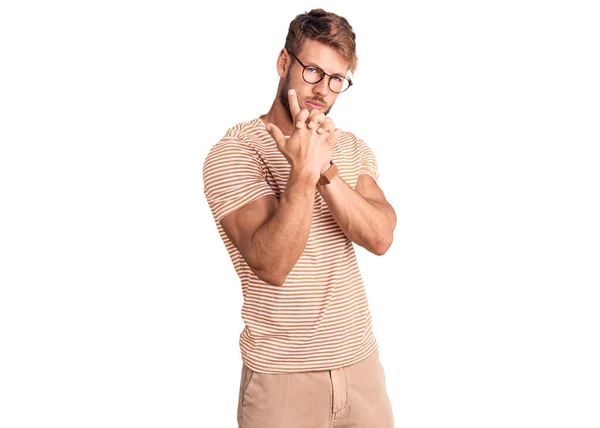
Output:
[313, 77, 330, 97]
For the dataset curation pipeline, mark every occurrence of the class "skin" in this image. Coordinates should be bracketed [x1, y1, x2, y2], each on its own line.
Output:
[219, 39, 397, 286]
[262, 39, 345, 156]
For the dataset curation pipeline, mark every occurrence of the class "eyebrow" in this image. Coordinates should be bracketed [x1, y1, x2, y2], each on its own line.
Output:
[304, 59, 347, 77]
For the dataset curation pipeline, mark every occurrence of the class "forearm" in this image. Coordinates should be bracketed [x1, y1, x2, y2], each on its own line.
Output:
[250, 168, 317, 285]
[317, 175, 396, 255]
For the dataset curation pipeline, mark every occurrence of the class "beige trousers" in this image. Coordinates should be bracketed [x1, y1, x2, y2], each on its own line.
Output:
[237, 349, 394, 428]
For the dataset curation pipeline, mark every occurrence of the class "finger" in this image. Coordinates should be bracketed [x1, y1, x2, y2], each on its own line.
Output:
[265, 123, 286, 150]
[295, 109, 310, 129]
[327, 128, 343, 146]
[307, 111, 326, 129]
[288, 89, 302, 119]
[317, 118, 336, 134]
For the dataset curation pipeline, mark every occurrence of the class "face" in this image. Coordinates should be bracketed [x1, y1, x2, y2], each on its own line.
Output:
[277, 39, 350, 121]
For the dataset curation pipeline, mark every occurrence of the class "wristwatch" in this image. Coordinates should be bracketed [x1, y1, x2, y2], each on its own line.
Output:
[318, 160, 338, 186]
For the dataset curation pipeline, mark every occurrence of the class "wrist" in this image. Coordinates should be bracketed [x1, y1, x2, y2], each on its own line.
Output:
[319, 160, 333, 175]
[289, 165, 320, 187]
[317, 161, 338, 186]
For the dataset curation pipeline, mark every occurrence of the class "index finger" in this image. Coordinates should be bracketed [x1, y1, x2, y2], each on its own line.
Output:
[288, 89, 301, 119]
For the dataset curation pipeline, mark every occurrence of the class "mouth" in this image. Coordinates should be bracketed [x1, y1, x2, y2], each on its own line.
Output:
[305, 100, 325, 110]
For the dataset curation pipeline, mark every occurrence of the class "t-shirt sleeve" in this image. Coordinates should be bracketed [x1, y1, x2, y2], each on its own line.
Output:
[203, 138, 276, 222]
[358, 139, 379, 183]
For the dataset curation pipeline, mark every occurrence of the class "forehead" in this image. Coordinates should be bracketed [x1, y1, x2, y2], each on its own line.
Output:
[297, 39, 349, 76]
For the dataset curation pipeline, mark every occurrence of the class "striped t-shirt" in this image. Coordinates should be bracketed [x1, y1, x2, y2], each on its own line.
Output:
[203, 117, 380, 374]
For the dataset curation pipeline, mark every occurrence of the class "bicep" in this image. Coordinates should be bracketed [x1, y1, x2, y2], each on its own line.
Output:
[204, 138, 278, 267]
[219, 194, 279, 269]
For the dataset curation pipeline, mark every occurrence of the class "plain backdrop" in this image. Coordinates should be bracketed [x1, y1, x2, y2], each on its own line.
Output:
[1, 1, 599, 427]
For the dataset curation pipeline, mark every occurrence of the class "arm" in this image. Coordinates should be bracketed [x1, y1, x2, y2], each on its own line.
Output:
[220, 168, 317, 286]
[302, 109, 396, 255]
[217, 89, 335, 285]
[283, 96, 396, 255]
[317, 173, 397, 255]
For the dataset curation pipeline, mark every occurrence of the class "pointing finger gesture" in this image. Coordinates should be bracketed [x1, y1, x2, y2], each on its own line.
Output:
[288, 89, 302, 120]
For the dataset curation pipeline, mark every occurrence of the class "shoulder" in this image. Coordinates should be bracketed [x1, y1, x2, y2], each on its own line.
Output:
[221, 117, 264, 141]
[203, 118, 269, 180]
[338, 129, 360, 143]
[204, 118, 263, 163]
[336, 129, 374, 155]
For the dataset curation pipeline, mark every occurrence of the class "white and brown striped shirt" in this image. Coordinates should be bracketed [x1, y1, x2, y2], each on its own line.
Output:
[203, 117, 380, 374]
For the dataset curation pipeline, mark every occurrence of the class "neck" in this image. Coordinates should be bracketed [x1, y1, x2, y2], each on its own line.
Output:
[260, 99, 294, 137]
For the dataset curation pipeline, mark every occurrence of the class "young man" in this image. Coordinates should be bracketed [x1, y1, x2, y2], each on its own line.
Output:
[203, 8, 397, 428]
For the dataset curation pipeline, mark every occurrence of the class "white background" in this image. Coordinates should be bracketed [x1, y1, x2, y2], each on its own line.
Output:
[1, 0, 599, 427]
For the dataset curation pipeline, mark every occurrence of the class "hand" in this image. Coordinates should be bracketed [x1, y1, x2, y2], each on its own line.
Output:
[304, 106, 340, 174]
[305, 111, 341, 174]
[266, 89, 340, 181]
[306, 110, 336, 135]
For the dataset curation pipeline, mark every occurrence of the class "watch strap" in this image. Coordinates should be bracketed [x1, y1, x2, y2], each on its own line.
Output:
[318, 161, 338, 185]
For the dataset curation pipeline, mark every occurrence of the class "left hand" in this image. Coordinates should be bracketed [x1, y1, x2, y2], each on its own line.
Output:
[304, 108, 342, 174]
[305, 110, 336, 135]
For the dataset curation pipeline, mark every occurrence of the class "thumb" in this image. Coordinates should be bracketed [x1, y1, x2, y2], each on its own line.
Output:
[266, 123, 286, 150]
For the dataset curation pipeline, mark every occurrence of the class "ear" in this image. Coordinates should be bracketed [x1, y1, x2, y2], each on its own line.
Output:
[276, 48, 291, 78]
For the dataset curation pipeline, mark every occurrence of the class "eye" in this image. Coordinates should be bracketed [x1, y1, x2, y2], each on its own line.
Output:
[331, 75, 343, 82]
[306, 66, 320, 74]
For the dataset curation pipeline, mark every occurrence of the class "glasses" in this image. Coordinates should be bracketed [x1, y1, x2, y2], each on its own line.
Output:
[288, 51, 353, 94]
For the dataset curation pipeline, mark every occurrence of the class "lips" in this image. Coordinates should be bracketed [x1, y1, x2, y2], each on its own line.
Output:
[305, 100, 325, 110]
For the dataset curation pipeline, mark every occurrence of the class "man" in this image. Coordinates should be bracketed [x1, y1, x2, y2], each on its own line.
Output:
[203, 8, 397, 428]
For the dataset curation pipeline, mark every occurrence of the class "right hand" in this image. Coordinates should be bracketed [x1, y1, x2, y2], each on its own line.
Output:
[266, 89, 341, 180]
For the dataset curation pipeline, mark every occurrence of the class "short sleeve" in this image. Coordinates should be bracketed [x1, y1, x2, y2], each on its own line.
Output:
[203, 138, 276, 222]
[358, 139, 379, 183]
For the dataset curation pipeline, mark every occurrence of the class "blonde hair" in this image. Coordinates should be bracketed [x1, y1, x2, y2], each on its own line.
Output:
[284, 9, 358, 73]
